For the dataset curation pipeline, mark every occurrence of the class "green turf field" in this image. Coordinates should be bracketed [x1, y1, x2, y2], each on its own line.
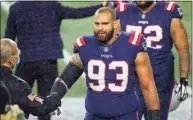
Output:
[0, 2, 192, 97]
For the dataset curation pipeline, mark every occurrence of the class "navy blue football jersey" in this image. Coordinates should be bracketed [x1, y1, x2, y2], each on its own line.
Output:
[116, 2, 183, 74]
[73, 31, 146, 118]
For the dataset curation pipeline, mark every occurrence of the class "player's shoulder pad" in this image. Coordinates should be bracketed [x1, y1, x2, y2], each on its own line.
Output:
[73, 36, 86, 48]
[164, 2, 177, 11]
[73, 35, 95, 48]
[164, 2, 183, 18]
[126, 31, 143, 46]
[116, 3, 130, 12]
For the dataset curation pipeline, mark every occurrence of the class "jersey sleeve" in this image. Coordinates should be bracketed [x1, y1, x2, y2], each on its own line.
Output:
[116, 3, 128, 19]
[128, 32, 147, 53]
[73, 36, 86, 53]
[164, 2, 183, 19]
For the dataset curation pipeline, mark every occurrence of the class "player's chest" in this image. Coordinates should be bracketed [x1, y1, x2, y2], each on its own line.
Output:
[84, 43, 135, 66]
[121, 12, 171, 34]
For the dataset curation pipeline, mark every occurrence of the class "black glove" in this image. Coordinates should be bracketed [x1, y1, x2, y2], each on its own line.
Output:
[175, 77, 189, 101]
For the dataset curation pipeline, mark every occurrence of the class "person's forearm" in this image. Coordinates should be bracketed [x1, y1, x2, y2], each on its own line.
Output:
[74, 4, 103, 18]
[178, 47, 190, 78]
[141, 83, 160, 110]
[19, 93, 61, 116]
[59, 4, 103, 19]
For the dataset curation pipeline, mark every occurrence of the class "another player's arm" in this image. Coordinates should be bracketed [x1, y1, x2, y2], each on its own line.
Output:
[50, 53, 83, 99]
[135, 52, 160, 120]
[170, 18, 190, 78]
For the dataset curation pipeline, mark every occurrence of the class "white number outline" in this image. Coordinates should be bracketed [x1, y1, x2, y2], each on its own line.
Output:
[88, 60, 129, 92]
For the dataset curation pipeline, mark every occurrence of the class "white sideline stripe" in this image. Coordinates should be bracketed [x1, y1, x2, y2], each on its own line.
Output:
[1, 2, 85, 79]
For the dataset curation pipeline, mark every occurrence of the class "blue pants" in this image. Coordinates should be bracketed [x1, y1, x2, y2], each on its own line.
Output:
[84, 111, 139, 120]
[137, 89, 173, 120]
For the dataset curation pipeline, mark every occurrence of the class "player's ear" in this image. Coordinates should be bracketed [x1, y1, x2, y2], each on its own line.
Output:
[114, 19, 122, 33]
[113, 20, 118, 29]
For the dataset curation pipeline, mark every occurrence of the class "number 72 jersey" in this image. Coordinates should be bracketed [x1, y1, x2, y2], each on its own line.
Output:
[116, 2, 183, 72]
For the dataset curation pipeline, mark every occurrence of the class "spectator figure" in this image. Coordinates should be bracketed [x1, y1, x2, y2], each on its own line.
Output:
[5, 1, 108, 120]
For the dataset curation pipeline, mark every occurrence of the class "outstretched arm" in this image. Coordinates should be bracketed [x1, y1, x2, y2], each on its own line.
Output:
[7, 79, 61, 117]
[50, 53, 83, 99]
[55, 1, 108, 19]
[135, 52, 160, 120]
[19, 92, 61, 117]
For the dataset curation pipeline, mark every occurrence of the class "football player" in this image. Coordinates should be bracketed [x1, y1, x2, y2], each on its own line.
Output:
[51, 7, 160, 120]
[116, 1, 190, 120]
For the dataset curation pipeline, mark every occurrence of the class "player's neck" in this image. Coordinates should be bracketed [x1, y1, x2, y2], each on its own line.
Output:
[106, 33, 117, 45]
[138, 2, 155, 14]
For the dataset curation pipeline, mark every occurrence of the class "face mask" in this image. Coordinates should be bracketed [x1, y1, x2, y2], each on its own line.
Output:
[17, 57, 20, 65]
[13, 56, 20, 69]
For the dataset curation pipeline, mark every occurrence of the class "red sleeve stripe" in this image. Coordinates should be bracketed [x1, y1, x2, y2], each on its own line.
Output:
[115, 0, 122, 6]
[74, 42, 79, 48]
[128, 32, 142, 46]
[164, 2, 176, 11]
[74, 36, 85, 47]
[115, 0, 127, 6]
[117, 3, 127, 12]
[136, 33, 143, 46]
[128, 32, 135, 44]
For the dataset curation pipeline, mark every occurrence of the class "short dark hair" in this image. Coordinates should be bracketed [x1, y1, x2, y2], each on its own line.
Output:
[95, 7, 116, 20]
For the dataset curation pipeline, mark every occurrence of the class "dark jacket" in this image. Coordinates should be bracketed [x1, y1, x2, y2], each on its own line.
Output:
[0, 65, 61, 116]
[5, 1, 102, 62]
[0, 80, 11, 114]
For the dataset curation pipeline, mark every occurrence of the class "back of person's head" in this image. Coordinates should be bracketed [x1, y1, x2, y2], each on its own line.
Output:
[0, 38, 20, 67]
[0, 80, 11, 114]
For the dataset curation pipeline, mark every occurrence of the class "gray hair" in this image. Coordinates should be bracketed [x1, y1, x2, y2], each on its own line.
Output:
[1, 38, 14, 64]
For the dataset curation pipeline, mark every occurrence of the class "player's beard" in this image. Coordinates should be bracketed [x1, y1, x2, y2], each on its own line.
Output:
[136, 1, 154, 9]
[94, 28, 114, 44]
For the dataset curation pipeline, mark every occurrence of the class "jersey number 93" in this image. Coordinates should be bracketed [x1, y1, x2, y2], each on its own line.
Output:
[88, 60, 128, 92]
